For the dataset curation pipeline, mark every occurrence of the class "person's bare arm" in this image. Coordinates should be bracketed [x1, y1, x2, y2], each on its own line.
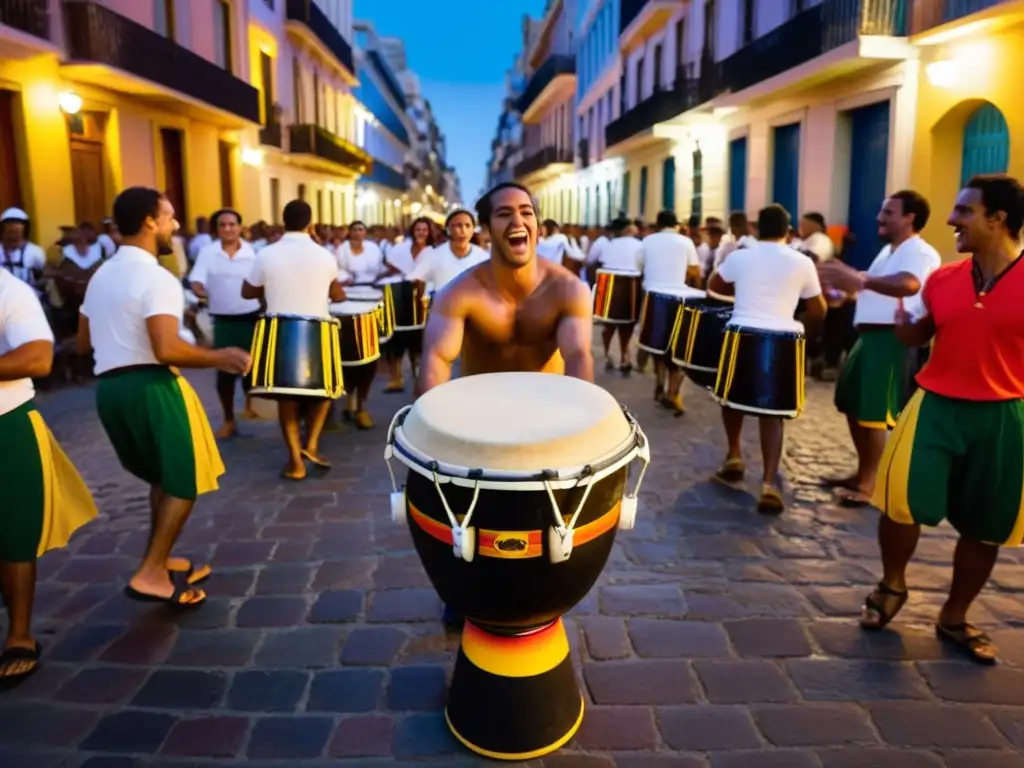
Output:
[147, 314, 249, 372]
[0, 339, 52, 381]
[685, 265, 701, 286]
[801, 293, 828, 323]
[189, 281, 208, 300]
[708, 271, 734, 296]
[328, 279, 347, 303]
[894, 297, 936, 348]
[241, 281, 264, 300]
[557, 278, 595, 382]
[414, 290, 466, 398]
[76, 313, 91, 356]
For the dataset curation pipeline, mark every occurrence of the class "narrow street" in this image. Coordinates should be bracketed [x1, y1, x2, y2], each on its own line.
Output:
[3, 355, 1024, 768]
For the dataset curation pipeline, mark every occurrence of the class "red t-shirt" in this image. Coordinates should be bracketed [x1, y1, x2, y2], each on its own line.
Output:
[916, 257, 1024, 400]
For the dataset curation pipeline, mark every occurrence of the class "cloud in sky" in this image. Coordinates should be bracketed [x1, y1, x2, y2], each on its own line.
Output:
[354, 0, 548, 204]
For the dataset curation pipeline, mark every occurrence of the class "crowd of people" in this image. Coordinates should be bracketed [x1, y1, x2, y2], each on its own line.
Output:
[0, 171, 1022, 691]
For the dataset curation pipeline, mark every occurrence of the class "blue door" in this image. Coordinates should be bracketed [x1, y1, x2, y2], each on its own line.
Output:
[622, 171, 631, 216]
[607, 181, 614, 220]
[846, 101, 891, 270]
[595, 185, 602, 225]
[662, 156, 676, 212]
[729, 137, 747, 214]
[961, 102, 1009, 186]
[772, 123, 801, 221]
[639, 166, 649, 217]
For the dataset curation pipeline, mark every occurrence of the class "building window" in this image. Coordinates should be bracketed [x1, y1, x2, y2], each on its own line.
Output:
[269, 177, 280, 223]
[635, 56, 644, 104]
[313, 71, 321, 126]
[639, 166, 648, 217]
[212, 0, 232, 72]
[704, 0, 717, 59]
[653, 44, 663, 92]
[790, 0, 805, 16]
[154, 0, 175, 40]
[691, 146, 703, 220]
[292, 57, 303, 123]
[741, 0, 756, 45]
[675, 19, 686, 69]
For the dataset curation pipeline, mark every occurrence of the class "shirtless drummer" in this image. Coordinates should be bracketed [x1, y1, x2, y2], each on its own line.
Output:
[416, 181, 595, 626]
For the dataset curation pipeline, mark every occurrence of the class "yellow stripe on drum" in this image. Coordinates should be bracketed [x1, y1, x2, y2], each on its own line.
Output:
[27, 411, 98, 557]
[461, 619, 570, 678]
[871, 387, 925, 525]
[445, 700, 585, 762]
[175, 375, 227, 496]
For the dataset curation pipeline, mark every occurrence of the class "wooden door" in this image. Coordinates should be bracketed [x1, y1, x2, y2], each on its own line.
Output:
[160, 128, 187, 224]
[70, 140, 106, 226]
[846, 101, 891, 269]
[218, 140, 234, 208]
[0, 90, 23, 212]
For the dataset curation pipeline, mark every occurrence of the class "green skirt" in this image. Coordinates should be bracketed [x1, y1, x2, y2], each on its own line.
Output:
[0, 401, 97, 561]
[96, 366, 225, 501]
[213, 312, 260, 350]
[834, 327, 908, 429]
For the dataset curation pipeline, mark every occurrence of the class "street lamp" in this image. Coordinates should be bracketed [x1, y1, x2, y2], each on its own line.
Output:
[58, 90, 82, 115]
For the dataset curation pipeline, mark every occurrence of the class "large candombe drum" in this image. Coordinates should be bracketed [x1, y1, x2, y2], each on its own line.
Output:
[384, 373, 650, 761]
[249, 313, 344, 399]
[637, 284, 706, 356]
[670, 294, 734, 390]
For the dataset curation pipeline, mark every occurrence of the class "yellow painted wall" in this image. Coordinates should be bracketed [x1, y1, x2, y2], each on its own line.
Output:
[911, 28, 1024, 258]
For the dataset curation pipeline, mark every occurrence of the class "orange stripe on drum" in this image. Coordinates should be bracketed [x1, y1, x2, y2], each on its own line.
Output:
[407, 501, 621, 559]
[461, 618, 570, 677]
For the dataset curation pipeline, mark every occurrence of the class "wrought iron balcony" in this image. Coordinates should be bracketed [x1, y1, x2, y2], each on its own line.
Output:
[368, 49, 407, 110]
[62, 1, 260, 123]
[259, 122, 282, 148]
[289, 123, 372, 174]
[605, 73, 700, 149]
[516, 54, 576, 115]
[513, 146, 574, 180]
[910, 0, 1004, 34]
[285, 0, 354, 75]
[578, 138, 590, 169]
[716, 0, 907, 96]
[363, 161, 408, 191]
[1, 0, 50, 40]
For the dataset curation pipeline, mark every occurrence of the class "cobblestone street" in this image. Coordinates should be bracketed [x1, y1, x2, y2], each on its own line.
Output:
[3, 356, 1024, 768]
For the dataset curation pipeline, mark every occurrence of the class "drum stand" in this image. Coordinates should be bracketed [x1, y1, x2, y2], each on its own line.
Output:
[446, 619, 584, 761]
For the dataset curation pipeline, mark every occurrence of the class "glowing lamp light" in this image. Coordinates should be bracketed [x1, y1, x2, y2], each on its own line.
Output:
[411, 202, 423, 214]
[241, 148, 264, 167]
[926, 60, 958, 88]
[57, 90, 83, 115]
[393, 199, 401, 207]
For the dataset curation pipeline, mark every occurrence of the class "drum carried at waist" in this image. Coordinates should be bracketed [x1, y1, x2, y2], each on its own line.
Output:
[249, 314, 344, 399]
[384, 372, 650, 761]
[378, 279, 428, 331]
[713, 325, 806, 418]
[330, 299, 387, 368]
[343, 286, 394, 343]
[638, 285, 707, 356]
[593, 269, 642, 324]
[669, 296, 734, 389]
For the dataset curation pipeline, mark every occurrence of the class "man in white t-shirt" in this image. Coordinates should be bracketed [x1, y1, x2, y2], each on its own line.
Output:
[0, 268, 97, 686]
[794, 212, 835, 263]
[713, 211, 758, 271]
[0, 209, 47, 293]
[243, 200, 346, 476]
[537, 219, 585, 277]
[709, 204, 827, 512]
[819, 190, 941, 506]
[595, 217, 643, 373]
[407, 209, 489, 293]
[638, 210, 702, 412]
[80, 187, 251, 609]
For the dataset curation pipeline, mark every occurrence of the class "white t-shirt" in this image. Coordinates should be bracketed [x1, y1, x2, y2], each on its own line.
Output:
[0, 268, 53, 415]
[188, 241, 260, 316]
[639, 230, 699, 290]
[246, 232, 338, 318]
[0, 242, 46, 285]
[407, 243, 490, 291]
[585, 235, 609, 265]
[81, 245, 186, 375]
[714, 235, 758, 270]
[382, 239, 429, 277]
[798, 231, 835, 262]
[537, 233, 584, 264]
[716, 241, 823, 332]
[336, 240, 384, 285]
[597, 236, 643, 274]
[188, 233, 212, 262]
[853, 235, 941, 325]
[62, 243, 104, 270]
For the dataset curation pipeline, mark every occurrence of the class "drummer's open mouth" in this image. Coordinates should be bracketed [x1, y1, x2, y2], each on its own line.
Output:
[507, 233, 528, 248]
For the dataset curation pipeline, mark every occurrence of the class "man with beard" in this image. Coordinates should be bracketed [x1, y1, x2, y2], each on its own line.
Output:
[78, 188, 251, 606]
[415, 182, 594, 627]
[818, 191, 940, 505]
[861, 174, 1024, 664]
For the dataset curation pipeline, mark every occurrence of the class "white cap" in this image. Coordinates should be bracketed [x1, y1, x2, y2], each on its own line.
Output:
[0, 207, 28, 222]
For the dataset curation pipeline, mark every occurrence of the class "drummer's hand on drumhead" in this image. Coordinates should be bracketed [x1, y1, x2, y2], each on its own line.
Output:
[217, 347, 252, 375]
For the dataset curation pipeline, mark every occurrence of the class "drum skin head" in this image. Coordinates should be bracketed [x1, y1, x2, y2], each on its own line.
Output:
[330, 301, 382, 316]
[646, 284, 706, 300]
[401, 372, 633, 472]
[345, 287, 384, 301]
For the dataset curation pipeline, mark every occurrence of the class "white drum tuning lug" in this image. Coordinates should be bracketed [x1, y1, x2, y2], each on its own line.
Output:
[452, 526, 476, 563]
[548, 527, 574, 563]
[619, 495, 638, 530]
[390, 490, 407, 524]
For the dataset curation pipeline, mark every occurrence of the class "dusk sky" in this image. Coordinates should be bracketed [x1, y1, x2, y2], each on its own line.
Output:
[354, 0, 548, 206]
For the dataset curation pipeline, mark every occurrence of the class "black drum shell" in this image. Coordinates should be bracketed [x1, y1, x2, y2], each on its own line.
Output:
[638, 292, 686, 355]
[388, 280, 427, 330]
[250, 315, 329, 397]
[335, 310, 381, 366]
[670, 298, 733, 389]
[405, 466, 627, 634]
[714, 327, 804, 416]
[593, 271, 641, 324]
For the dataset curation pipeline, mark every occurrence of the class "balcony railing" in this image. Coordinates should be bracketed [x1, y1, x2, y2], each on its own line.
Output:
[259, 122, 282, 148]
[289, 123, 372, 174]
[716, 0, 907, 96]
[910, 0, 1003, 33]
[605, 73, 700, 148]
[62, 2, 260, 123]
[1, 0, 50, 40]
[363, 161, 408, 191]
[368, 49, 407, 111]
[513, 145, 574, 179]
[285, 0, 354, 76]
[516, 54, 576, 114]
[578, 138, 590, 169]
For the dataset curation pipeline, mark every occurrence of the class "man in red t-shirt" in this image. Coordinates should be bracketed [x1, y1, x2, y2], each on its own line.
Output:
[862, 174, 1024, 664]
